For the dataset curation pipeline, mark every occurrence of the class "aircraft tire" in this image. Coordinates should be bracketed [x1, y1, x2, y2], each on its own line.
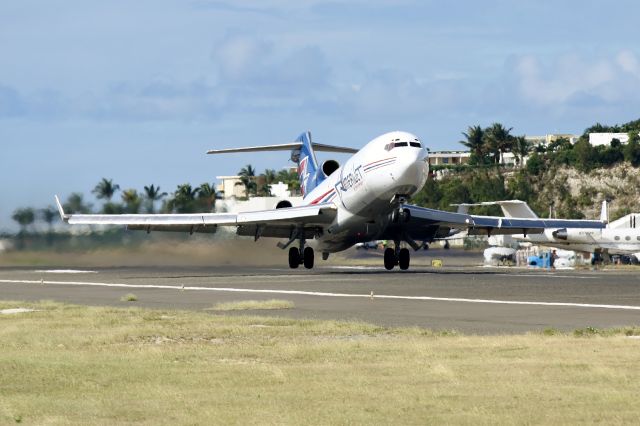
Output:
[288, 247, 300, 269]
[303, 247, 314, 269]
[399, 248, 410, 270]
[444, 241, 450, 250]
[384, 248, 395, 270]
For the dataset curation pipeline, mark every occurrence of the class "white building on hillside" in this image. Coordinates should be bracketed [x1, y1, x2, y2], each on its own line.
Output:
[525, 134, 579, 146]
[588, 133, 639, 146]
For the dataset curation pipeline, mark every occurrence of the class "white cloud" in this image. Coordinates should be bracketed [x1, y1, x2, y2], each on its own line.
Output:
[511, 51, 640, 106]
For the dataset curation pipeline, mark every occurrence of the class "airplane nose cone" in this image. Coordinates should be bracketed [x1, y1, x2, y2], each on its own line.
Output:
[394, 149, 428, 190]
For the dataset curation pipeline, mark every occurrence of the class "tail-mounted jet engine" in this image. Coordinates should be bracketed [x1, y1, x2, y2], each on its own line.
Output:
[320, 160, 340, 178]
[275, 200, 293, 209]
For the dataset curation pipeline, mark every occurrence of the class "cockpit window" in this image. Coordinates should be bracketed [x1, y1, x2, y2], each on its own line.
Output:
[410, 142, 421, 148]
[394, 142, 408, 147]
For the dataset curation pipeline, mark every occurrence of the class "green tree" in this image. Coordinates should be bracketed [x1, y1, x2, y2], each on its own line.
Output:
[40, 206, 58, 245]
[511, 135, 531, 167]
[121, 189, 142, 213]
[92, 178, 120, 201]
[238, 164, 257, 197]
[460, 125, 487, 164]
[624, 132, 640, 167]
[93, 178, 121, 213]
[263, 169, 277, 185]
[12, 208, 35, 234]
[573, 138, 596, 172]
[197, 183, 218, 212]
[484, 123, 513, 164]
[63, 193, 92, 214]
[168, 184, 200, 213]
[11, 207, 35, 249]
[143, 184, 167, 213]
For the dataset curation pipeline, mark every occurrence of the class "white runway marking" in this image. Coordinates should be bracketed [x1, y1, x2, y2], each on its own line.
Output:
[504, 273, 598, 279]
[1, 279, 640, 311]
[34, 269, 97, 274]
[1, 308, 38, 315]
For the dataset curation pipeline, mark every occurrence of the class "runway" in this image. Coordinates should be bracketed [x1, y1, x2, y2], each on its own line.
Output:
[1, 265, 640, 334]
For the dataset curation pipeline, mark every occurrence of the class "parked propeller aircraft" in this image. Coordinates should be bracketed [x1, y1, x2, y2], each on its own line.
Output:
[460, 200, 640, 257]
[55, 131, 606, 270]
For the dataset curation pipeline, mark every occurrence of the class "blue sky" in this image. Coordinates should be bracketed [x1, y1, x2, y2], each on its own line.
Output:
[2, 0, 640, 231]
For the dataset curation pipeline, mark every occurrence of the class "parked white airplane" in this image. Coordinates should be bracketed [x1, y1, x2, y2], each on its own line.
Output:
[460, 200, 640, 256]
[55, 131, 606, 270]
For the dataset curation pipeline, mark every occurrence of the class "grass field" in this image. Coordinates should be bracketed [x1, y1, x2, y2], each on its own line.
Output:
[1, 301, 640, 425]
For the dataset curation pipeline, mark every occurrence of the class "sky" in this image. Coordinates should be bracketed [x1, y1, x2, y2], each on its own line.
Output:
[2, 0, 640, 231]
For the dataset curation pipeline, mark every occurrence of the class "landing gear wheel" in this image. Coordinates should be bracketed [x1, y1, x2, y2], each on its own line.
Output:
[399, 248, 410, 270]
[384, 248, 395, 270]
[303, 247, 314, 269]
[288, 247, 300, 269]
[444, 241, 450, 250]
[423, 243, 429, 251]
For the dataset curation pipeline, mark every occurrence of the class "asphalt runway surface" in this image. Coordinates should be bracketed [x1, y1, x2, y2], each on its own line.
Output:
[2, 257, 640, 334]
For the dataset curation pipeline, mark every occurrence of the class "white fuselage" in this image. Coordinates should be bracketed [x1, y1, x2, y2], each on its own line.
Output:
[302, 131, 429, 253]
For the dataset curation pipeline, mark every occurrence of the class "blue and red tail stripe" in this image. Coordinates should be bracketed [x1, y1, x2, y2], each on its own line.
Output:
[364, 157, 396, 173]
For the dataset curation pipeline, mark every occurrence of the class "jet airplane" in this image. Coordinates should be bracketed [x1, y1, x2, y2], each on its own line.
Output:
[55, 131, 606, 270]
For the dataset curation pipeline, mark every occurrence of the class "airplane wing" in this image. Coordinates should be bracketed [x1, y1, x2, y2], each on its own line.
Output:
[399, 204, 605, 239]
[55, 196, 336, 239]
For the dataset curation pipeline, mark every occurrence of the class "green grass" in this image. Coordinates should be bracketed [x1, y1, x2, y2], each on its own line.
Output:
[209, 299, 294, 311]
[120, 293, 138, 302]
[1, 301, 640, 424]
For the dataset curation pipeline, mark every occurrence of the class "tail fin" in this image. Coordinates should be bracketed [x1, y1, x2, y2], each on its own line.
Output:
[600, 199, 609, 223]
[207, 131, 358, 198]
[295, 131, 320, 197]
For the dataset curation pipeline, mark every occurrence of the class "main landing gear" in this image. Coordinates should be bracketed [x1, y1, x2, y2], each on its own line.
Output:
[384, 243, 410, 271]
[288, 246, 314, 269]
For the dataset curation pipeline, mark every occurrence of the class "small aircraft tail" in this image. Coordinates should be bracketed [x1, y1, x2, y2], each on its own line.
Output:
[451, 200, 538, 218]
[600, 199, 609, 223]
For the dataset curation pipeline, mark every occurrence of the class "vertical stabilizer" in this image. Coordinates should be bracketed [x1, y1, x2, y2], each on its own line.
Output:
[294, 131, 321, 197]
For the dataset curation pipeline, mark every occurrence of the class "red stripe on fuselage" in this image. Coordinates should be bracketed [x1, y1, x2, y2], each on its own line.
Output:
[310, 188, 335, 205]
[364, 157, 396, 168]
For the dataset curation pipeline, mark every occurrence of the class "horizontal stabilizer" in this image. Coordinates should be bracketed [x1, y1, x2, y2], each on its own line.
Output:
[207, 142, 358, 155]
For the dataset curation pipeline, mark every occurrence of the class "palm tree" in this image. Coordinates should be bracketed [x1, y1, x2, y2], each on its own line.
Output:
[63, 193, 92, 214]
[257, 183, 272, 197]
[40, 206, 58, 245]
[143, 184, 167, 213]
[238, 164, 257, 197]
[511, 135, 531, 167]
[92, 178, 120, 201]
[276, 168, 300, 192]
[93, 178, 121, 213]
[12, 207, 35, 249]
[264, 169, 277, 184]
[485, 123, 514, 164]
[12, 208, 35, 234]
[121, 189, 141, 213]
[460, 125, 486, 164]
[198, 183, 218, 212]
[169, 184, 200, 213]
